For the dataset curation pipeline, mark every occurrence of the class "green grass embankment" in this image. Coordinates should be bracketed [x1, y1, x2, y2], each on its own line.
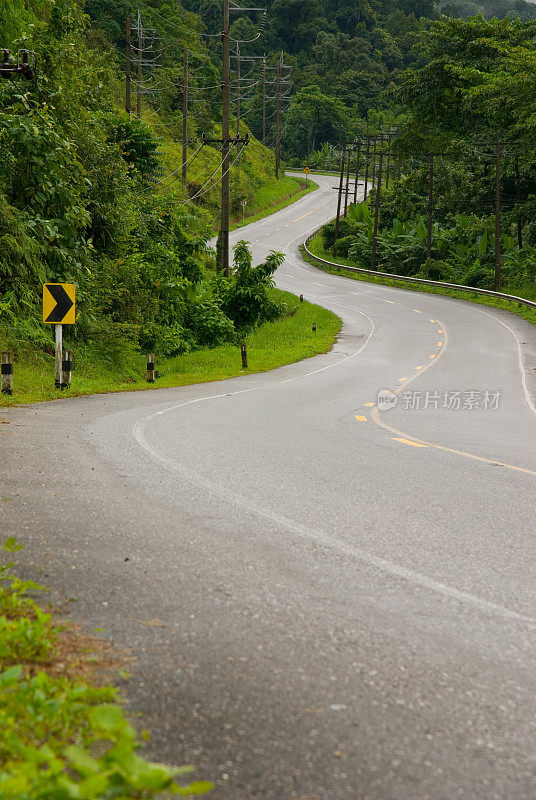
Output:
[304, 232, 536, 328]
[0, 289, 341, 406]
[230, 176, 318, 230]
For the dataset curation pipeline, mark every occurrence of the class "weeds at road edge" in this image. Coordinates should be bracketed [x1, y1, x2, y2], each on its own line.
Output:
[0, 537, 212, 799]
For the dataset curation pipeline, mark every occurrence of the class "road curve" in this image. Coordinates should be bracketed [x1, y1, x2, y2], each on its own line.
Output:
[3, 174, 536, 800]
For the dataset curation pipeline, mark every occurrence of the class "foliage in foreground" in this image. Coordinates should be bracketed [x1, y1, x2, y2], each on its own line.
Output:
[0, 539, 211, 799]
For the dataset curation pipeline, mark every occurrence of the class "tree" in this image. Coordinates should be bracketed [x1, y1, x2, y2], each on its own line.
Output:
[221, 241, 284, 337]
[282, 85, 350, 159]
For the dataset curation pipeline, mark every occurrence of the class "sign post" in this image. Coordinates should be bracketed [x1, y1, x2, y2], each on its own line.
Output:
[241, 198, 247, 221]
[43, 283, 76, 389]
[54, 324, 63, 389]
[304, 166, 310, 186]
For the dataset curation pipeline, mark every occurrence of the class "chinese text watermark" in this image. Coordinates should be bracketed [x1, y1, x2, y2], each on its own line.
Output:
[377, 389, 501, 411]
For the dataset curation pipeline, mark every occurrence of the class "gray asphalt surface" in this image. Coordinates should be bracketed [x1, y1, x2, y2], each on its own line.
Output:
[2, 173, 536, 799]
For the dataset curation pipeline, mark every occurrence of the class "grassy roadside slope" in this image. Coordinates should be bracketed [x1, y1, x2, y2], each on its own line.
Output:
[0, 289, 341, 406]
[230, 176, 318, 229]
[304, 232, 536, 328]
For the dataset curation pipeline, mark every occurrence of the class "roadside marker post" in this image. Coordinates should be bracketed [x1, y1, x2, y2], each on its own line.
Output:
[42, 283, 76, 390]
[62, 350, 72, 389]
[1, 351, 13, 396]
[312, 322, 317, 332]
[240, 344, 248, 369]
[147, 354, 155, 383]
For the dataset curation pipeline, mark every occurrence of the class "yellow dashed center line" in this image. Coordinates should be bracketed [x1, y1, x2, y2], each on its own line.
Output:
[292, 210, 314, 222]
[364, 402, 375, 407]
[437, 328, 442, 334]
[348, 291, 359, 295]
[438, 341, 443, 347]
[284, 273, 294, 277]
[384, 300, 394, 304]
[429, 354, 436, 359]
[413, 309, 421, 313]
[313, 282, 325, 286]
[415, 365, 423, 370]
[393, 437, 429, 448]
[398, 377, 408, 382]
[355, 415, 368, 422]
[429, 318, 435, 323]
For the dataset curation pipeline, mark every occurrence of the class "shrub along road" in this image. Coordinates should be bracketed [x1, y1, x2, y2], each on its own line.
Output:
[2, 174, 536, 799]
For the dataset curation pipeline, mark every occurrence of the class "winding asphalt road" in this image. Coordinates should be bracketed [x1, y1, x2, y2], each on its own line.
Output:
[2, 174, 536, 799]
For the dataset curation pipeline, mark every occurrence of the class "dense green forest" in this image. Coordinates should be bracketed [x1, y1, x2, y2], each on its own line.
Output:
[318, 14, 536, 298]
[181, 0, 536, 160]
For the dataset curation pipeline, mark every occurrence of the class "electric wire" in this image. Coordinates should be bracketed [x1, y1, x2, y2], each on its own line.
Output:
[179, 143, 247, 205]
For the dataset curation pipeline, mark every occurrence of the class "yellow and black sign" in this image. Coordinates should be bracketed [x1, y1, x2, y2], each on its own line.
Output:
[304, 166, 310, 174]
[43, 283, 76, 325]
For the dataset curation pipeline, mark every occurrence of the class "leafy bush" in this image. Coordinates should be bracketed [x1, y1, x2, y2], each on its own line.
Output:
[0, 667, 212, 799]
[333, 235, 357, 257]
[186, 296, 236, 347]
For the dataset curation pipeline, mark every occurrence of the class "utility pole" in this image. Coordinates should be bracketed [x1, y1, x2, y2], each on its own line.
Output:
[262, 57, 266, 144]
[236, 45, 241, 136]
[136, 14, 142, 119]
[275, 57, 281, 179]
[182, 47, 188, 182]
[364, 135, 370, 201]
[494, 146, 501, 291]
[125, 16, 132, 114]
[371, 137, 377, 190]
[426, 153, 434, 261]
[353, 140, 361, 204]
[343, 148, 351, 217]
[371, 146, 383, 270]
[515, 155, 523, 249]
[334, 144, 346, 256]
[221, 0, 231, 275]
[387, 136, 392, 189]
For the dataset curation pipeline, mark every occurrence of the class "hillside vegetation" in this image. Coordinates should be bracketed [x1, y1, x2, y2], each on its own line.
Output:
[315, 14, 536, 309]
[0, 0, 315, 379]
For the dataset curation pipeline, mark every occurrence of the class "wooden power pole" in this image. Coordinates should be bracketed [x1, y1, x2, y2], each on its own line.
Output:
[262, 57, 266, 144]
[334, 144, 346, 255]
[136, 15, 142, 119]
[275, 58, 281, 179]
[426, 153, 434, 261]
[221, 0, 231, 275]
[343, 148, 351, 217]
[236, 46, 241, 136]
[182, 47, 188, 182]
[125, 17, 131, 114]
[371, 147, 383, 270]
[353, 140, 361, 204]
[494, 146, 501, 291]
[363, 135, 370, 201]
